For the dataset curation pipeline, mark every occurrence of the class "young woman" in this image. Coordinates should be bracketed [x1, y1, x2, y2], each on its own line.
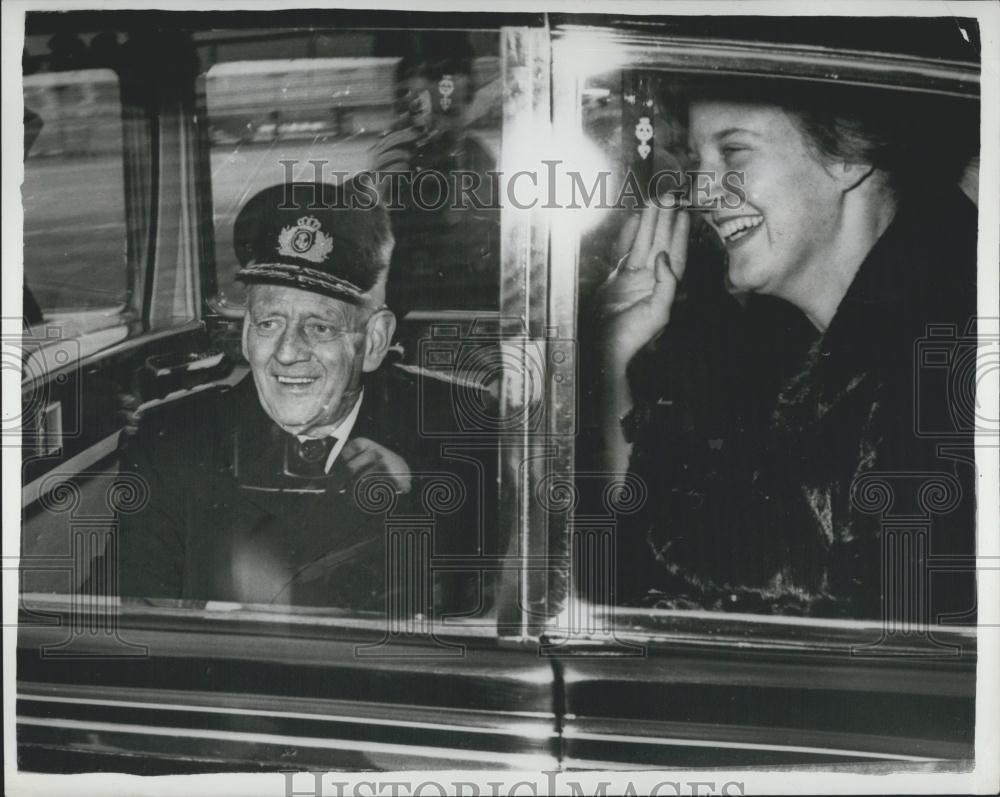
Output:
[595, 80, 978, 618]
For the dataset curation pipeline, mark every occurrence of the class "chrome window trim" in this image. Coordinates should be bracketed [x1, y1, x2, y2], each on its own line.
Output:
[18, 591, 504, 640]
[551, 26, 980, 97]
[18, 687, 556, 737]
[546, 602, 978, 658]
[19, 320, 204, 392]
[16, 716, 557, 770]
[495, 25, 557, 638]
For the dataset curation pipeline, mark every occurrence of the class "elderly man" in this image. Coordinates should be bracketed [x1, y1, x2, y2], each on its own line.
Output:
[114, 181, 431, 609]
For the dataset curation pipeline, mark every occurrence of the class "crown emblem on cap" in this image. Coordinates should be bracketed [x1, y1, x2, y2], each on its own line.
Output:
[277, 216, 334, 263]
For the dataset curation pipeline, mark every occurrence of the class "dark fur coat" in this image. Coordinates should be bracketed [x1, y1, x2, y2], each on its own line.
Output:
[618, 190, 978, 620]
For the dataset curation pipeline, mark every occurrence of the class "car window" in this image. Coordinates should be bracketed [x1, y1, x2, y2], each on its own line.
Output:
[198, 29, 502, 316]
[560, 48, 980, 628]
[21, 34, 151, 361]
[36, 26, 513, 631]
[13, 12, 992, 783]
[23, 68, 127, 316]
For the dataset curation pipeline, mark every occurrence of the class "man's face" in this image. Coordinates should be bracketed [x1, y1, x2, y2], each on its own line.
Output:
[401, 72, 469, 130]
[401, 75, 434, 129]
[689, 100, 847, 296]
[242, 285, 369, 434]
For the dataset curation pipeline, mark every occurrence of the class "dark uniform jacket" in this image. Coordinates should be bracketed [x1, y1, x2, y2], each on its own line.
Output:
[385, 133, 499, 314]
[618, 189, 978, 620]
[113, 366, 477, 611]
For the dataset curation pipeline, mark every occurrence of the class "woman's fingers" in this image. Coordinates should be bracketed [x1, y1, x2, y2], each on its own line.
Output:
[617, 200, 687, 274]
[668, 209, 690, 281]
[602, 200, 688, 330]
[626, 253, 677, 333]
[599, 199, 690, 368]
[625, 201, 661, 270]
[648, 203, 676, 268]
[650, 251, 680, 316]
[613, 213, 640, 262]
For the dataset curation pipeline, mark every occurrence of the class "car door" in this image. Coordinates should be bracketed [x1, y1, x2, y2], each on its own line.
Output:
[18, 18, 229, 601]
[14, 9, 987, 778]
[16, 12, 560, 774]
[539, 15, 982, 769]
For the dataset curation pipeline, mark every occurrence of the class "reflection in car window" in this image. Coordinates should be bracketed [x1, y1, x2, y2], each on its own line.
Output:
[203, 56, 399, 308]
[22, 66, 131, 338]
[575, 70, 979, 622]
[13, 14, 991, 784]
[200, 30, 502, 315]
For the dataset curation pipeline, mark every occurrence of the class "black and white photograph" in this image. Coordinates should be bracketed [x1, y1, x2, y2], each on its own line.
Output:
[3, 1, 998, 795]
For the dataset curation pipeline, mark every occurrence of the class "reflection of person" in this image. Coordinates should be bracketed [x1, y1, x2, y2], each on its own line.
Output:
[370, 31, 499, 312]
[114, 182, 436, 609]
[596, 82, 977, 618]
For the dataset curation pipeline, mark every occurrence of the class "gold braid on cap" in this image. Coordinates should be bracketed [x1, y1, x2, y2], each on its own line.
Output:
[237, 263, 366, 303]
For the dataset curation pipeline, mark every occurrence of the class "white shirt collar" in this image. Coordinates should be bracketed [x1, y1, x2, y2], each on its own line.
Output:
[295, 391, 364, 473]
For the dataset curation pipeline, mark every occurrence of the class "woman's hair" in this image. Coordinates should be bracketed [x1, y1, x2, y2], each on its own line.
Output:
[662, 74, 979, 198]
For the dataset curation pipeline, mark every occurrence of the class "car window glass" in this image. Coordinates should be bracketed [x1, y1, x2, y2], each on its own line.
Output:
[199, 29, 502, 317]
[22, 64, 133, 340]
[51, 27, 510, 631]
[570, 66, 980, 624]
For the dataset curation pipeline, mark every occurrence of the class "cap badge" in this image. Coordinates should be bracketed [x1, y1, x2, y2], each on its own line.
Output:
[277, 216, 334, 263]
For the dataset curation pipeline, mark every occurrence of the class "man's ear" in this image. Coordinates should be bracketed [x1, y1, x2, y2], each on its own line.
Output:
[834, 160, 877, 193]
[362, 309, 397, 373]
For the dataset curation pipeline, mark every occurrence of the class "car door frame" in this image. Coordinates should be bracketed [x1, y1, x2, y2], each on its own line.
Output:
[535, 16, 983, 770]
[16, 15, 563, 774]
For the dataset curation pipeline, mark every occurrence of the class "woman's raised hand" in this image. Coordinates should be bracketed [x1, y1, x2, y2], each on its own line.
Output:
[596, 199, 690, 369]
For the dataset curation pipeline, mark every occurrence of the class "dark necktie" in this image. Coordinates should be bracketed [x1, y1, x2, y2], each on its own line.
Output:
[285, 435, 337, 479]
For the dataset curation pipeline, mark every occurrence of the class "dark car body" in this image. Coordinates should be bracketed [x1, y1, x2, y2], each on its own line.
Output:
[16, 9, 982, 775]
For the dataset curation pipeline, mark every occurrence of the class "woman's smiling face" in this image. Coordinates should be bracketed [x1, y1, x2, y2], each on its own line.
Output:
[688, 100, 848, 298]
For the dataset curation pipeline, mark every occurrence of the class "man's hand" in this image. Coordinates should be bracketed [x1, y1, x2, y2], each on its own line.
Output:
[117, 391, 143, 437]
[370, 87, 434, 175]
[370, 122, 424, 174]
[369, 111, 426, 206]
[342, 437, 412, 494]
[596, 200, 690, 371]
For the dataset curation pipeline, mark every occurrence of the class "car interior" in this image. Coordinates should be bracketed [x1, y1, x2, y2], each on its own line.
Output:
[15, 11, 983, 773]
